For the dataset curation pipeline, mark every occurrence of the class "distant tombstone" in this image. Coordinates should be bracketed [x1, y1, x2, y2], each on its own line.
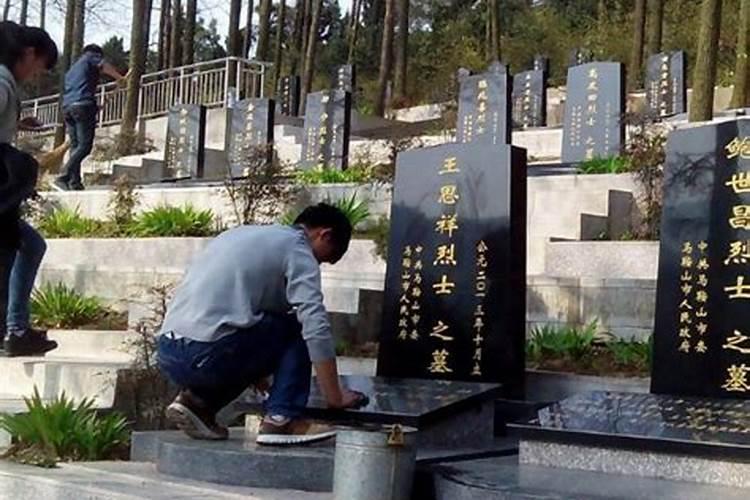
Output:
[300, 89, 352, 170]
[225, 98, 275, 177]
[533, 55, 550, 76]
[651, 119, 750, 400]
[456, 62, 512, 145]
[568, 48, 593, 67]
[512, 69, 547, 129]
[164, 104, 206, 179]
[561, 62, 625, 163]
[278, 75, 301, 117]
[334, 64, 356, 94]
[645, 51, 687, 118]
[376, 143, 527, 397]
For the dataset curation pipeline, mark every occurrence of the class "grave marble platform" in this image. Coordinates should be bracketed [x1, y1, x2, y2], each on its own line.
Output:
[510, 391, 750, 488]
[234, 375, 503, 448]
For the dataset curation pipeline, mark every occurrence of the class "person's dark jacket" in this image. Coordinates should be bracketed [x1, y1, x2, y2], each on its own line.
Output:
[0, 143, 38, 248]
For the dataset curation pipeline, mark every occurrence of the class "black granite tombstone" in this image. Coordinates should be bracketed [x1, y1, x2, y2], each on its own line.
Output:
[652, 119, 750, 399]
[376, 143, 527, 398]
[164, 104, 206, 179]
[561, 62, 625, 163]
[645, 51, 687, 118]
[333, 64, 356, 94]
[568, 48, 593, 67]
[512, 69, 547, 129]
[225, 98, 275, 177]
[533, 55, 550, 76]
[300, 89, 352, 170]
[278, 75, 301, 117]
[456, 62, 512, 145]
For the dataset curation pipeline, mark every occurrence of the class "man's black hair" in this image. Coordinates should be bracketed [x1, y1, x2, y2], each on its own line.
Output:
[83, 44, 104, 55]
[0, 22, 58, 70]
[294, 203, 352, 256]
[20, 27, 58, 69]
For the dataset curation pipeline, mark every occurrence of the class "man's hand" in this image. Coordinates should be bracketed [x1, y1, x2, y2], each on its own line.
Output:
[337, 388, 368, 409]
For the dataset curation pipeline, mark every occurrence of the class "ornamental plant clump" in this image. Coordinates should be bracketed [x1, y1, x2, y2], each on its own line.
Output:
[127, 204, 217, 237]
[30, 282, 108, 329]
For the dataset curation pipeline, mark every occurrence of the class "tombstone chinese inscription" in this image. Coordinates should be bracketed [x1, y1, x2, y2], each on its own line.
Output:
[456, 62, 512, 145]
[376, 143, 527, 397]
[651, 119, 750, 399]
[561, 62, 625, 163]
[645, 51, 687, 118]
[164, 104, 206, 179]
[225, 98, 275, 177]
[568, 48, 593, 67]
[278, 75, 301, 117]
[533, 55, 550, 76]
[300, 89, 352, 170]
[334, 64, 356, 94]
[512, 69, 547, 129]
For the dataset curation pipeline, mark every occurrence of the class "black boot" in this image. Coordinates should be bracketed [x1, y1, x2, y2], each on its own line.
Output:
[5, 328, 58, 357]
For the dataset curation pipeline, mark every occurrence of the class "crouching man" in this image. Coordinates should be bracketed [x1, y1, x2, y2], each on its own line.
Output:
[158, 203, 366, 445]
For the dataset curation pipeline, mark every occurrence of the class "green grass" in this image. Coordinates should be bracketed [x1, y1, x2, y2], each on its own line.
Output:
[36, 207, 112, 238]
[0, 389, 129, 467]
[576, 156, 631, 175]
[127, 204, 217, 237]
[294, 166, 373, 185]
[30, 283, 107, 329]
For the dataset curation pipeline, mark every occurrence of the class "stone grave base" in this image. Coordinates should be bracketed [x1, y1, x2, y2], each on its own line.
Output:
[131, 428, 516, 492]
[519, 441, 750, 488]
[510, 391, 750, 489]
[424, 456, 750, 500]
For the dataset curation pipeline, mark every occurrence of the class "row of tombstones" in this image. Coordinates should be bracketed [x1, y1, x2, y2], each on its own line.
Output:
[164, 49, 687, 178]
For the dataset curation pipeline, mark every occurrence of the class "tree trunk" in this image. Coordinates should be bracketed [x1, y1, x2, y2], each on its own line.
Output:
[732, 0, 750, 108]
[182, 0, 196, 64]
[289, 0, 305, 74]
[629, 0, 647, 90]
[243, 0, 254, 57]
[300, 0, 322, 110]
[72, 0, 87, 59]
[19, 0, 28, 24]
[272, 0, 287, 91]
[54, 0, 78, 146]
[169, 0, 182, 68]
[120, 0, 148, 154]
[646, 0, 664, 56]
[367, 0, 384, 59]
[302, 0, 312, 63]
[689, 0, 723, 122]
[157, 0, 170, 69]
[2, 0, 10, 22]
[228, 0, 242, 57]
[347, 0, 362, 65]
[256, 0, 272, 61]
[374, 0, 395, 117]
[40, 0, 47, 29]
[392, 0, 408, 101]
[488, 0, 501, 62]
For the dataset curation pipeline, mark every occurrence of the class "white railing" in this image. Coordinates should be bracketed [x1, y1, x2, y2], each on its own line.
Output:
[20, 57, 271, 131]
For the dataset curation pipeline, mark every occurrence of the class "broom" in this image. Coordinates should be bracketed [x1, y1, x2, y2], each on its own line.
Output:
[34, 141, 70, 174]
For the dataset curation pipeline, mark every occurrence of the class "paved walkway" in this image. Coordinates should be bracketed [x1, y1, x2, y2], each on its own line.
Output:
[0, 460, 331, 499]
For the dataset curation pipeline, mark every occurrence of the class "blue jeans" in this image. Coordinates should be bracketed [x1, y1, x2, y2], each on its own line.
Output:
[158, 313, 311, 418]
[0, 221, 47, 335]
[60, 102, 97, 186]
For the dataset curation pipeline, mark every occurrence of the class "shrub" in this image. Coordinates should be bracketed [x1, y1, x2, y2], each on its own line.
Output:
[30, 282, 107, 329]
[576, 156, 631, 175]
[127, 204, 217, 237]
[526, 321, 598, 363]
[0, 389, 129, 467]
[609, 336, 652, 372]
[36, 207, 110, 238]
[294, 166, 373, 185]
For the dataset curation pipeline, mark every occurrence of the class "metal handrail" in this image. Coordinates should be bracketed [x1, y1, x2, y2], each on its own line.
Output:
[20, 56, 271, 131]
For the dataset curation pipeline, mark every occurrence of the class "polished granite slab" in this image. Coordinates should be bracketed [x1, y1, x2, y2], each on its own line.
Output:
[510, 391, 750, 461]
[236, 375, 502, 427]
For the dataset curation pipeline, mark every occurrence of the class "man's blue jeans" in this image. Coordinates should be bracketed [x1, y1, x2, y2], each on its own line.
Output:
[158, 313, 312, 418]
[60, 103, 97, 187]
[0, 221, 46, 336]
